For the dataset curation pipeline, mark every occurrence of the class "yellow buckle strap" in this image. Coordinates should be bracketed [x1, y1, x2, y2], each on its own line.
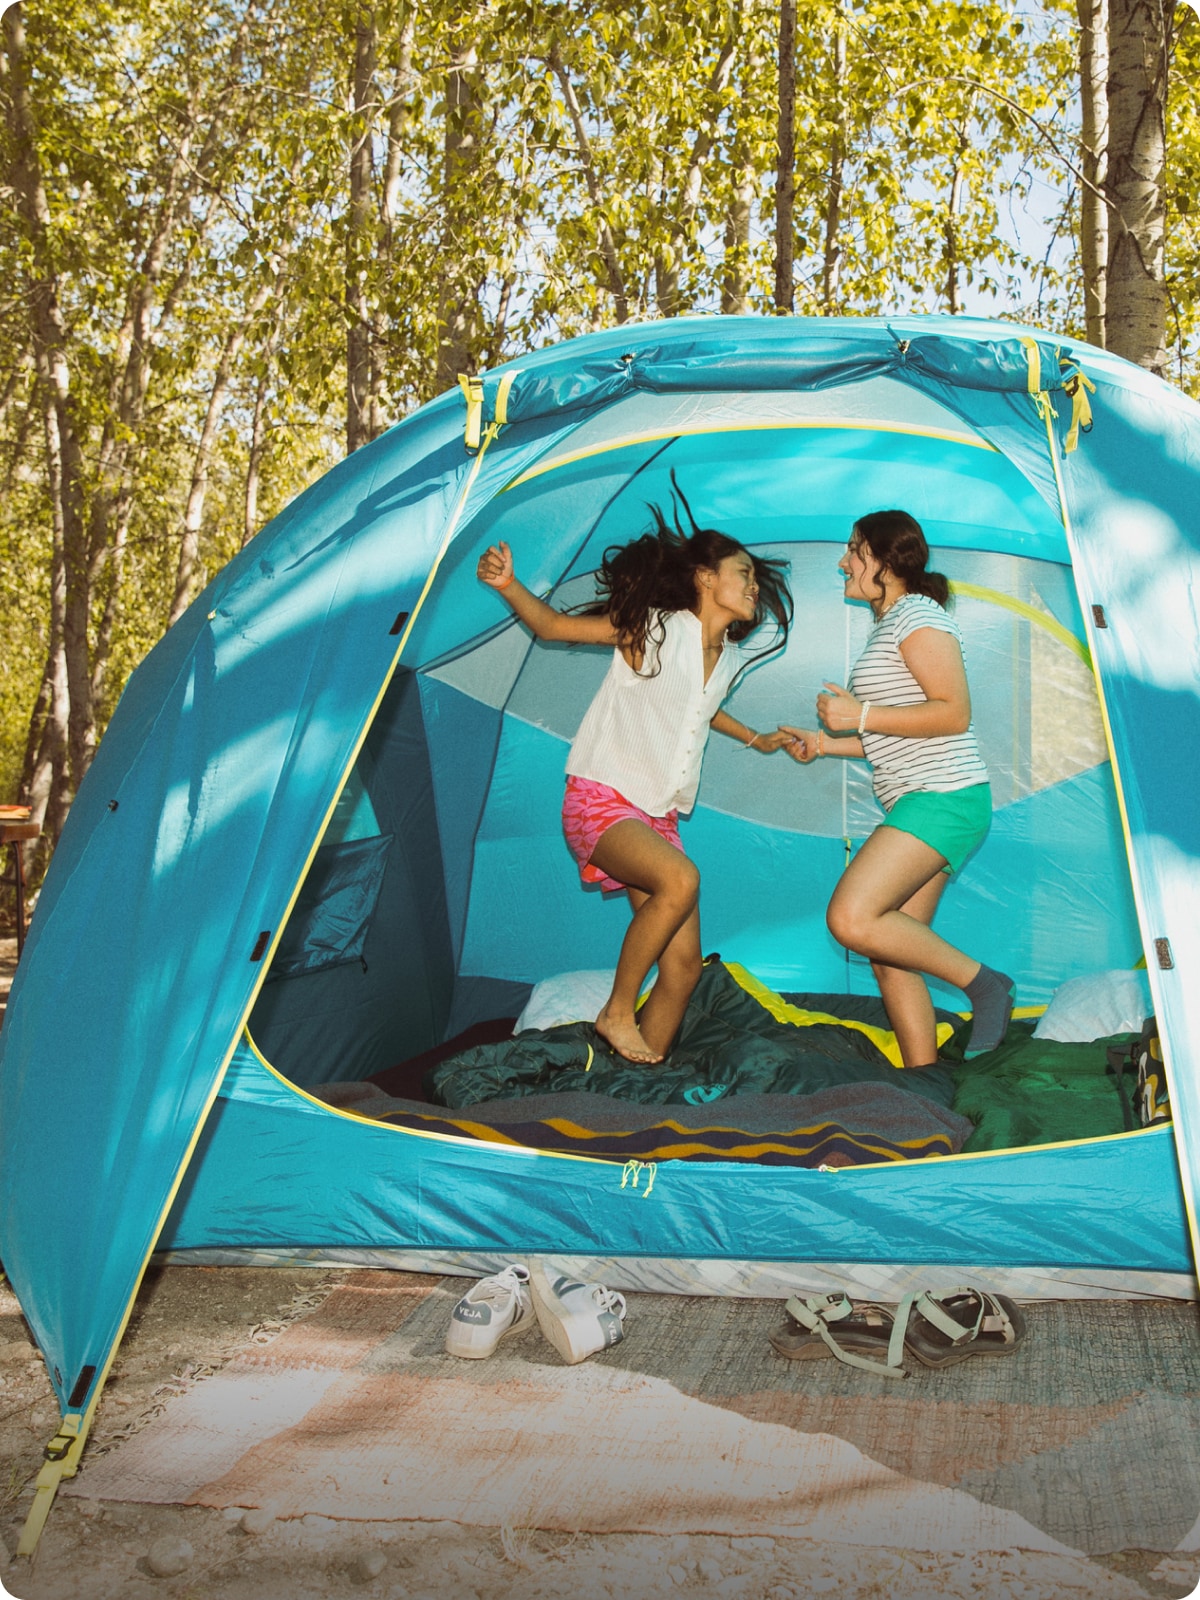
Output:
[460, 368, 521, 449]
[1060, 362, 1096, 453]
[17, 1414, 86, 1556]
[458, 373, 484, 451]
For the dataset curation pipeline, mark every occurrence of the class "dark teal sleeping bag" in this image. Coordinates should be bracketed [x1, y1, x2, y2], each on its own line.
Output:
[426, 961, 957, 1110]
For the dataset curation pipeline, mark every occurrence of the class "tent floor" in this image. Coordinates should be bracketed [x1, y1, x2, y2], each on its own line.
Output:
[156, 1247, 1198, 1302]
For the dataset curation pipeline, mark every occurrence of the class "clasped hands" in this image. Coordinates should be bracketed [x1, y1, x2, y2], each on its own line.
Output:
[776, 682, 862, 764]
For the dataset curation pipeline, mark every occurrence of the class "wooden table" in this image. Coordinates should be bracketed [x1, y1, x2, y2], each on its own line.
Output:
[1, 819, 41, 958]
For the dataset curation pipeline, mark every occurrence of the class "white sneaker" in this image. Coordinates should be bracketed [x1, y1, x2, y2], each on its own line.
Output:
[529, 1265, 627, 1364]
[444, 1264, 533, 1359]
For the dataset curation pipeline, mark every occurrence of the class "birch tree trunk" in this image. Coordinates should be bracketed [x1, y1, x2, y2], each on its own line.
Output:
[549, 44, 629, 324]
[381, 11, 415, 244]
[656, 36, 736, 317]
[721, 16, 756, 316]
[943, 96, 976, 316]
[722, 109, 755, 314]
[20, 398, 71, 845]
[822, 13, 846, 312]
[434, 39, 483, 393]
[1105, 0, 1171, 372]
[5, 3, 87, 816]
[170, 278, 273, 623]
[346, 5, 377, 454]
[1078, 0, 1109, 345]
[774, 0, 796, 312]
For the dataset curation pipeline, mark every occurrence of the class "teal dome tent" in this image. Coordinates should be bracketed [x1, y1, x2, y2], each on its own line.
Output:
[2, 315, 1198, 1545]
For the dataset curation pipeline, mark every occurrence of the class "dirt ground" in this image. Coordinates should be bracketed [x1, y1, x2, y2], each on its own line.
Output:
[0, 1262, 1197, 1600]
[1, 936, 1199, 1600]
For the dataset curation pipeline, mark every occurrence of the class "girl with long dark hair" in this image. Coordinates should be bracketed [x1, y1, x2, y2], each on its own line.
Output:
[783, 509, 1012, 1067]
[478, 481, 793, 1064]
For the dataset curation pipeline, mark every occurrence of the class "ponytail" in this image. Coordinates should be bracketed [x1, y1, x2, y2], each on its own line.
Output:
[851, 509, 949, 609]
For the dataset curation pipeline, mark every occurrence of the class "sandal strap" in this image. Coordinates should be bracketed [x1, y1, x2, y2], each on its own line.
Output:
[784, 1292, 854, 1331]
[784, 1293, 910, 1380]
[913, 1285, 995, 1346]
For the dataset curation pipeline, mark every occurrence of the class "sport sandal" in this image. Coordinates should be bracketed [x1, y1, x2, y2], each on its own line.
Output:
[899, 1286, 1026, 1368]
[770, 1286, 1026, 1377]
[770, 1293, 909, 1380]
[529, 1264, 627, 1364]
[444, 1263, 533, 1359]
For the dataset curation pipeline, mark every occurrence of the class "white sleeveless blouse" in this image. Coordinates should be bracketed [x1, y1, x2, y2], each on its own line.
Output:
[566, 609, 744, 817]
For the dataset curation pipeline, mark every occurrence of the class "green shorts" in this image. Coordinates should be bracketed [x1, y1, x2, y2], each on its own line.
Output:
[880, 783, 992, 876]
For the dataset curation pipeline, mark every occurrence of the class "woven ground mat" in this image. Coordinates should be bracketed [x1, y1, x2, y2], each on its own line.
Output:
[66, 1271, 1200, 1555]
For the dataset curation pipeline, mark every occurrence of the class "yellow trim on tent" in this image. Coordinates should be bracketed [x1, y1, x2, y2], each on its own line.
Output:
[503, 417, 997, 492]
[241, 1026, 616, 1168]
[823, 1117, 1176, 1172]
[237, 1017, 1177, 1182]
[948, 581, 1091, 667]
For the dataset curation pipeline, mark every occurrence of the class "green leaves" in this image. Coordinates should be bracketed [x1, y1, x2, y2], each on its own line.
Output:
[4, 0, 1200, 839]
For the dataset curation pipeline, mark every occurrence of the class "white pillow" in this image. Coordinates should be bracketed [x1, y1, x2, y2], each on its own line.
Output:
[516, 969, 615, 1034]
[1032, 969, 1152, 1042]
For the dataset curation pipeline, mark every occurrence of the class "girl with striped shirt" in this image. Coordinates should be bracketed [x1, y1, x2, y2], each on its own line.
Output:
[783, 509, 1013, 1068]
[478, 484, 793, 1065]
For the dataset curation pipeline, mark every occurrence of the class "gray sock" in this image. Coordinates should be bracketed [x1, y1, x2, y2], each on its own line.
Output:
[963, 964, 1015, 1058]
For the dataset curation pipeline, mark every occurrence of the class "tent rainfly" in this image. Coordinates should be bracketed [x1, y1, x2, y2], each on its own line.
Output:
[2, 316, 1199, 1551]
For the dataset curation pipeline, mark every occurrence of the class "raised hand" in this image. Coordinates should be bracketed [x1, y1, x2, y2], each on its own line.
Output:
[477, 540, 515, 589]
[816, 681, 861, 733]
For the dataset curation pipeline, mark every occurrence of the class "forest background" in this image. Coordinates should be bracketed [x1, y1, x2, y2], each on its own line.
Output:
[0, 0, 1196, 887]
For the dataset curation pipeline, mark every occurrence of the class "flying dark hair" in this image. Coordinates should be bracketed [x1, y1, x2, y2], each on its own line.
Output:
[581, 472, 792, 675]
[851, 509, 950, 610]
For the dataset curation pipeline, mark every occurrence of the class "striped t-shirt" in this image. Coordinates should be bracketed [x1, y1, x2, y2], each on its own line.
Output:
[848, 592, 988, 810]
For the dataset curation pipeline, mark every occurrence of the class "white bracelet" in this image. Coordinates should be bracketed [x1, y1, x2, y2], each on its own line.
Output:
[744, 729, 758, 749]
[858, 701, 871, 735]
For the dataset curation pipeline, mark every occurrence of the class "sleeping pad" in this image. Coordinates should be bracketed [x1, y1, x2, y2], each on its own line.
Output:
[317, 1081, 974, 1165]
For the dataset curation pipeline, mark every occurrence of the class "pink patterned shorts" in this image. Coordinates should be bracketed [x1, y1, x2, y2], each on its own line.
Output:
[562, 776, 684, 893]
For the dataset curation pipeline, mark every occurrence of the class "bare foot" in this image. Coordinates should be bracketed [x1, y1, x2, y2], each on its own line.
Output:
[594, 1005, 663, 1064]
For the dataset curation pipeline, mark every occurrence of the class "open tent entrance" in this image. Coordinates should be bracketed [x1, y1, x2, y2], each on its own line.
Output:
[243, 379, 1144, 1152]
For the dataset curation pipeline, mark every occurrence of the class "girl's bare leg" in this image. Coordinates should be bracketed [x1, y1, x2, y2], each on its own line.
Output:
[588, 820, 700, 1063]
[826, 826, 979, 988]
[869, 871, 949, 1067]
[625, 892, 703, 1057]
